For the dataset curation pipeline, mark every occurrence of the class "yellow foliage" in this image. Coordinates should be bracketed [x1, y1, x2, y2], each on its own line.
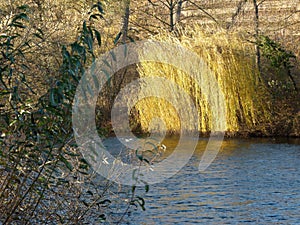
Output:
[135, 25, 271, 134]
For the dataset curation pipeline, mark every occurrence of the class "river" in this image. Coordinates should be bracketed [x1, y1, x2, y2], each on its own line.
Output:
[103, 137, 300, 224]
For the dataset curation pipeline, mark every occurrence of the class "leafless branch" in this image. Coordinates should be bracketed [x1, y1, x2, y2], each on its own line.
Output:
[227, 0, 247, 29]
[188, 1, 219, 25]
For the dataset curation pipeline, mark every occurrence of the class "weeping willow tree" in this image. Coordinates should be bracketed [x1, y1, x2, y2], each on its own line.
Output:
[134, 26, 271, 135]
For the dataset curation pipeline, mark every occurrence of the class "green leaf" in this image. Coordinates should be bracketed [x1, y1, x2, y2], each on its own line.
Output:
[83, 21, 88, 33]
[97, 1, 104, 14]
[136, 154, 143, 161]
[80, 158, 90, 165]
[59, 155, 73, 171]
[102, 59, 112, 69]
[101, 68, 111, 80]
[37, 28, 44, 36]
[9, 22, 26, 29]
[145, 184, 149, 193]
[17, 4, 29, 10]
[0, 34, 8, 38]
[143, 158, 150, 164]
[86, 36, 93, 51]
[136, 197, 146, 211]
[98, 214, 106, 222]
[87, 83, 93, 96]
[78, 170, 89, 175]
[132, 185, 136, 192]
[88, 26, 94, 40]
[92, 73, 99, 90]
[21, 63, 30, 70]
[89, 13, 104, 21]
[89, 14, 98, 21]
[91, 1, 104, 14]
[34, 33, 43, 40]
[114, 32, 122, 45]
[18, 13, 29, 21]
[128, 36, 135, 43]
[110, 51, 116, 61]
[11, 13, 29, 23]
[49, 88, 58, 107]
[132, 169, 139, 180]
[82, 200, 89, 207]
[87, 190, 93, 196]
[94, 29, 101, 47]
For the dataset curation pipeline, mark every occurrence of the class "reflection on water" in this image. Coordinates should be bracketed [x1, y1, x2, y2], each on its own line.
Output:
[107, 137, 300, 224]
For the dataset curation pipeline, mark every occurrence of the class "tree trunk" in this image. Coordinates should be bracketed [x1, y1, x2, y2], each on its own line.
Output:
[169, 0, 174, 31]
[176, 0, 183, 24]
[253, 0, 262, 76]
[121, 0, 130, 43]
[227, 0, 247, 29]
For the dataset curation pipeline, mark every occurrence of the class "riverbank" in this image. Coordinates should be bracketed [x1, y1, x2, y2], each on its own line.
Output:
[97, 86, 300, 139]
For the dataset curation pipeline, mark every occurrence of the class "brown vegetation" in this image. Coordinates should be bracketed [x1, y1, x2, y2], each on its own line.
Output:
[0, 0, 299, 223]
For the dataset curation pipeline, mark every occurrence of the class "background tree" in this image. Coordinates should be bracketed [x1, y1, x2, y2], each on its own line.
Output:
[121, 0, 131, 43]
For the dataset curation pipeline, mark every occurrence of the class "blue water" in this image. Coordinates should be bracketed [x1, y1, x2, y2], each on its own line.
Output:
[124, 138, 300, 224]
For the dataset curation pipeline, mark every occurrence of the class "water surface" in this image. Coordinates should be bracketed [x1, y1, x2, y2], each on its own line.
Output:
[104, 138, 300, 224]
